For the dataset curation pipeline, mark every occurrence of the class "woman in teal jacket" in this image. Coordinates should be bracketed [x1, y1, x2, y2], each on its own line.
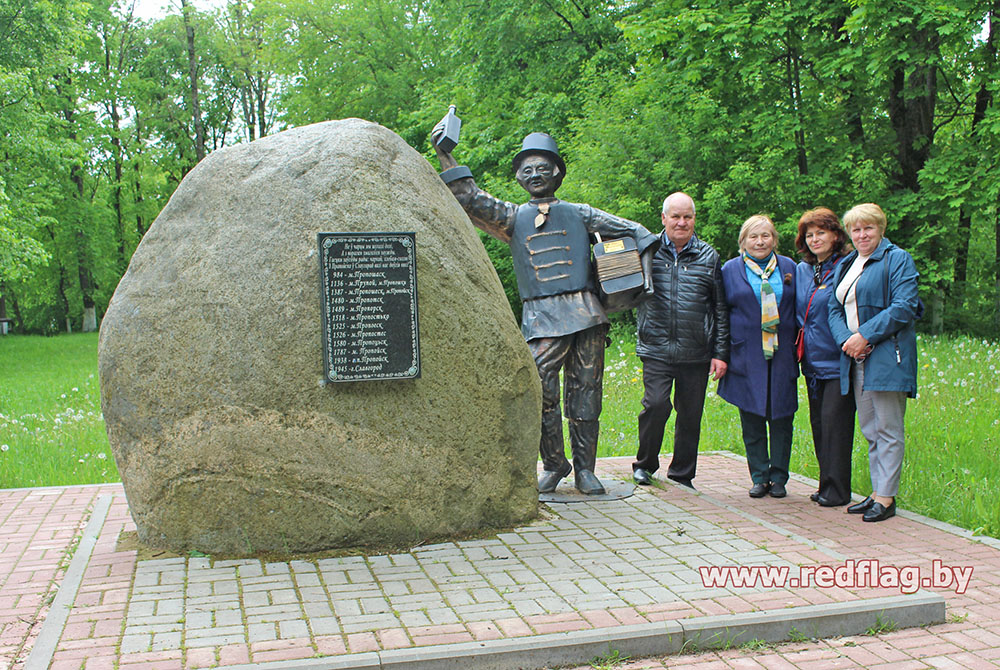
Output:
[828, 203, 920, 523]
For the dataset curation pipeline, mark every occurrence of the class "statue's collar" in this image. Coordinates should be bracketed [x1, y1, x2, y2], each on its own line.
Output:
[529, 197, 559, 205]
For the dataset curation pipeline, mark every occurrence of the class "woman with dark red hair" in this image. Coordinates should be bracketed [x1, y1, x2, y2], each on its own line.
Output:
[794, 208, 854, 507]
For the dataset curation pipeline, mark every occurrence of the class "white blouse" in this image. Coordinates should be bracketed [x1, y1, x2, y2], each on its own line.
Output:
[836, 253, 871, 333]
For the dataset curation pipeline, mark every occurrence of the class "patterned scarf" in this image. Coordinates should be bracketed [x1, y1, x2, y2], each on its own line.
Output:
[743, 252, 780, 359]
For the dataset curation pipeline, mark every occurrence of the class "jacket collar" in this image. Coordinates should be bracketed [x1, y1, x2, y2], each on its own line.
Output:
[661, 231, 701, 256]
[868, 236, 894, 261]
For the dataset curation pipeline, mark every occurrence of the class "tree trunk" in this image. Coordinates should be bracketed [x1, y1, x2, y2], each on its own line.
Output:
[929, 290, 944, 334]
[786, 34, 807, 176]
[242, 88, 256, 141]
[104, 25, 128, 272]
[111, 100, 126, 272]
[181, 0, 207, 165]
[0, 284, 7, 335]
[886, 29, 938, 247]
[996, 207, 1000, 331]
[69, 139, 97, 331]
[59, 74, 99, 331]
[10, 290, 24, 333]
[955, 3, 997, 314]
[83, 307, 97, 332]
[826, 12, 865, 147]
[56, 262, 72, 334]
[134, 114, 147, 238]
[257, 76, 267, 138]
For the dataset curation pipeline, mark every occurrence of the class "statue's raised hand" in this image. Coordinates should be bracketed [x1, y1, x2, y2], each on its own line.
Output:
[431, 121, 458, 171]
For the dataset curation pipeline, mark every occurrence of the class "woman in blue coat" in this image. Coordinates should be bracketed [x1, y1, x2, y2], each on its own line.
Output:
[829, 203, 920, 523]
[795, 208, 854, 507]
[719, 215, 799, 499]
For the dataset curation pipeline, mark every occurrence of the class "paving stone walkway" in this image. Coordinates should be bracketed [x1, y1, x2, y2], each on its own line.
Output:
[2, 453, 999, 669]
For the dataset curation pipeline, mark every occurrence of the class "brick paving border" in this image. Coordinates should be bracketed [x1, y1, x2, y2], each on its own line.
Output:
[6, 454, 1000, 669]
[22, 495, 112, 669]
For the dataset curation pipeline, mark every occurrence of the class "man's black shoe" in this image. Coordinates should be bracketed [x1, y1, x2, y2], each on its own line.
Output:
[847, 496, 875, 514]
[748, 482, 770, 498]
[863, 500, 896, 522]
[575, 469, 606, 495]
[632, 468, 652, 485]
[769, 482, 787, 498]
[537, 463, 572, 493]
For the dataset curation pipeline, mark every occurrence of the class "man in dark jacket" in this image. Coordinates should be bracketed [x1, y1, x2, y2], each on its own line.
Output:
[633, 192, 729, 488]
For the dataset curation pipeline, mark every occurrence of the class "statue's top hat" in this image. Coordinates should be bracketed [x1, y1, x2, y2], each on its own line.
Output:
[512, 133, 566, 175]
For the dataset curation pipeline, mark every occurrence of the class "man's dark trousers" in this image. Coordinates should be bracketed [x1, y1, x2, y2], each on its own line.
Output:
[634, 357, 710, 483]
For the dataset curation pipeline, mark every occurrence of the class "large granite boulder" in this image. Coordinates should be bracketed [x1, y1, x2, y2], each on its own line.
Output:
[99, 119, 541, 555]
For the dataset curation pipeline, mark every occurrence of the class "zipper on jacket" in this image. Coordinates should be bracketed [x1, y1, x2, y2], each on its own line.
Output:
[893, 336, 901, 364]
[670, 256, 679, 359]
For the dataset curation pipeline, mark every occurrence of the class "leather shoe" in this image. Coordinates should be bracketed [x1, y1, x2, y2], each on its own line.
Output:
[847, 496, 875, 514]
[633, 468, 652, 485]
[769, 482, 787, 498]
[575, 469, 606, 495]
[748, 482, 770, 498]
[863, 500, 896, 522]
[537, 463, 572, 493]
[809, 492, 820, 502]
[817, 496, 848, 507]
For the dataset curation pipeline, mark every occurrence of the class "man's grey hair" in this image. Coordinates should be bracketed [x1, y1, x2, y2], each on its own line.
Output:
[662, 192, 696, 216]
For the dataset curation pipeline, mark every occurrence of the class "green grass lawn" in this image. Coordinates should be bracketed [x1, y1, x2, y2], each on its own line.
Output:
[0, 332, 116, 488]
[599, 325, 1000, 538]
[2, 330, 999, 538]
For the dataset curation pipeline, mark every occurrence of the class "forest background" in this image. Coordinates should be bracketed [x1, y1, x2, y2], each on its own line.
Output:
[2, 0, 999, 334]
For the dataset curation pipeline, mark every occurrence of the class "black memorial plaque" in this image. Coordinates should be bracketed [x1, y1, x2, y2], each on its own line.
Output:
[318, 232, 420, 382]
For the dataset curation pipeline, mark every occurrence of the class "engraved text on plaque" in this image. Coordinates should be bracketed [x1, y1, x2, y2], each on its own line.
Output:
[318, 232, 420, 382]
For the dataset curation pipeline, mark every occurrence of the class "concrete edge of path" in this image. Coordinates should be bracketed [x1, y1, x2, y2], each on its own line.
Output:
[707, 450, 1000, 552]
[219, 591, 944, 670]
[23, 493, 113, 670]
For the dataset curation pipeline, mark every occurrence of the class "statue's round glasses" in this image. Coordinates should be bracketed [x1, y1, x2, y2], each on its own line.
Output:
[517, 165, 554, 178]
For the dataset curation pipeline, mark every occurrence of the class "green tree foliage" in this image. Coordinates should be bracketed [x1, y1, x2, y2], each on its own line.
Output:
[1, 0, 998, 333]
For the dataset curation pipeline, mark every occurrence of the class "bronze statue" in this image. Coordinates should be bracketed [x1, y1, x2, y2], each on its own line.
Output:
[432, 115, 659, 495]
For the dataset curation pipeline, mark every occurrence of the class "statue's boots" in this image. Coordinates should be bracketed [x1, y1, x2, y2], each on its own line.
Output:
[569, 419, 605, 495]
[537, 407, 571, 493]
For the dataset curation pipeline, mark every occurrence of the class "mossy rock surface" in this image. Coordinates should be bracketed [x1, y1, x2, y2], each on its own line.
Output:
[99, 119, 540, 555]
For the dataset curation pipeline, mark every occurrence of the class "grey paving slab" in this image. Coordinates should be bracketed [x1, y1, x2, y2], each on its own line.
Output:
[24, 471, 953, 670]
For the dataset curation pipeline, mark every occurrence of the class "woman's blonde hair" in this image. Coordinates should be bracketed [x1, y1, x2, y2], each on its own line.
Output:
[738, 214, 778, 254]
[843, 203, 887, 234]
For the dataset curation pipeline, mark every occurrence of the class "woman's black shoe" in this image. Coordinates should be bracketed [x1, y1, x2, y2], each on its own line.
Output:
[847, 496, 874, 514]
[863, 500, 896, 522]
[817, 496, 848, 507]
[810, 492, 820, 503]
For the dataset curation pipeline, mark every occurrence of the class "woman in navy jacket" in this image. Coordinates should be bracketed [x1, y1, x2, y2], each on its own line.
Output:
[794, 208, 854, 507]
[719, 215, 798, 499]
[829, 203, 919, 523]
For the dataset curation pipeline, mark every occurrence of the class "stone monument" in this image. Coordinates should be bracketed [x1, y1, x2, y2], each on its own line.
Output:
[98, 119, 541, 555]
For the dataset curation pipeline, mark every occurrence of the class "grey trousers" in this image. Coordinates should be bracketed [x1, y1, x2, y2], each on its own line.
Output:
[852, 362, 907, 497]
